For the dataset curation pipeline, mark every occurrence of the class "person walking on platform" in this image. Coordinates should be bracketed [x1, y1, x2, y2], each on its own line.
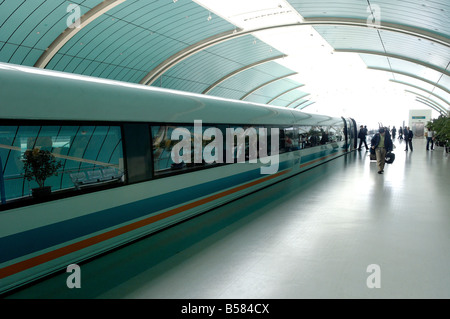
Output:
[405, 126, 413, 151]
[426, 128, 435, 151]
[392, 126, 396, 139]
[358, 125, 368, 150]
[398, 126, 403, 139]
[371, 127, 393, 174]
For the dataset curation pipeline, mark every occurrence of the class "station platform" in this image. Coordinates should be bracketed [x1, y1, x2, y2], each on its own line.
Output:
[4, 138, 449, 299]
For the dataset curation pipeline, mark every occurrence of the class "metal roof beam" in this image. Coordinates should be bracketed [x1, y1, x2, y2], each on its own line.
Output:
[140, 29, 244, 86]
[404, 90, 448, 114]
[303, 17, 449, 47]
[389, 79, 449, 106]
[368, 67, 450, 95]
[34, 0, 126, 69]
[293, 99, 310, 108]
[286, 94, 311, 108]
[335, 49, 449, 77]
[140, 18, 449, 86]
[240, 72, 298, 100]
[267, 85, 304, 104]
[296, 101, 315, 110]
[202, 55, 286, 95]
[414, 97, 446, 115]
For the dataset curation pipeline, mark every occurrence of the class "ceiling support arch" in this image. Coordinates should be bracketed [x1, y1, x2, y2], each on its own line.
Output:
[368, 67, 450, 95]
[267, 85, 304, 105]
[286, 94, 310, 108]
[294, 99, 310, 109]
[140, 28, 244, 86]
[34, 0, 126, 69]
[335, 49, 450, 77]
[140, 18, 449, 86]
[296, 101, 315, 110]
[304, 17, 449, 47]
[240, 72, 297, 100]
[202, 55, 286, 95]
[389, 79, 450, 107]
[414, 97, 447, 115]
[404, 90, 448, 114]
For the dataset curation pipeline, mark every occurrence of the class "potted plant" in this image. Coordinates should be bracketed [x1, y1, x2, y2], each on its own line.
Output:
[428, 115, 450, 153]
[23, 148, 62, 197]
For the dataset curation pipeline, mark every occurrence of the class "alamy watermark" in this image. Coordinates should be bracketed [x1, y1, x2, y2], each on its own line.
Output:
[366, 4, 381, 28]
[66, 264, 81, 288]
[171, 120, 280, 174]
[67, 4, 81, 29]
[366, 264, 381, 288]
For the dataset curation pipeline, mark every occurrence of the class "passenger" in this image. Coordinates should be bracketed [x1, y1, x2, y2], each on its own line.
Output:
[371, 127, 393, 174]
[392, 126, 396, 139]
[426, 128, 435, 151]
[320, 129, 328, 145]
[357, 125, 368, 151]
[385, 126, 392, 139]
[310, 134, 319, 146]
[285, 134, 293, 151]
[398, 126, 403, 139]
[405, 126, 414, 151]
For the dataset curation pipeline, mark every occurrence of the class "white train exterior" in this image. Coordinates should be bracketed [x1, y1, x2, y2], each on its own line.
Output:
[0, 63, 357, 293]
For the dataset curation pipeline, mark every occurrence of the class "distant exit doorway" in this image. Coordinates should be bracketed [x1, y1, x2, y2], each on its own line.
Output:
[412, 122, 424, 138]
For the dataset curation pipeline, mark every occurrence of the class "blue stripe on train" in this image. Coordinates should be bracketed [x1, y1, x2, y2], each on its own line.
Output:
[0, 148, 340, 263]
[0, 160, 294, 263]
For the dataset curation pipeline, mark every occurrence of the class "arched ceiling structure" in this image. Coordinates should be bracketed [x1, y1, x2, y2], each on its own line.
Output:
[0, 0, 448, 115]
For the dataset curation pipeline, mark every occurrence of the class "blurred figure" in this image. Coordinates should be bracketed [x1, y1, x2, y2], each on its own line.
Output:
[392, 126, 396, 139]
[357, 125, 368, 151]
[426, 128, 435, 151]
[405, 126, 413, 151]
[371, 127, 393, 174]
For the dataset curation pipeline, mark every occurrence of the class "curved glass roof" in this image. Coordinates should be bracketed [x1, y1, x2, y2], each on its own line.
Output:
[0, 0, 448, 116]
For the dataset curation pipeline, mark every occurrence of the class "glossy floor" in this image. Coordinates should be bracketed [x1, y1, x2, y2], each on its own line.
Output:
[5, 138, 450, 299]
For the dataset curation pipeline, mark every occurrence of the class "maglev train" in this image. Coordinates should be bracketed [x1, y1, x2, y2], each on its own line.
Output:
[0, 62, 357, 293]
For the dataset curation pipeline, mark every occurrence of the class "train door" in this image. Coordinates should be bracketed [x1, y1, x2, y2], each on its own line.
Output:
[341, 117, 357, 152]
[350, 118, 358, 150]
[342, 117, 349, 152]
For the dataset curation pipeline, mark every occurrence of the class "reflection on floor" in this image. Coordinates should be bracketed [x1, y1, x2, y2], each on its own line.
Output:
[5, 138, 450, 299]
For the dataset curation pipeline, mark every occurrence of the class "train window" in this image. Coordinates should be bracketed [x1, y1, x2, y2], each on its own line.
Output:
[297, 126, 321, 148]
[151, 123, 225, 176]
[329, 124, 345, 143]
[319, 127, 329, 145]
[0, 124, 124, 204]
[280, 127, 299, 153]
[225, 125, 258, 163]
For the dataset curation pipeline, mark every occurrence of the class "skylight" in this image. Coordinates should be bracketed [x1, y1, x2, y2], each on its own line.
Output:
[192, 0, 303, 30]
[193, 0, 440, 127]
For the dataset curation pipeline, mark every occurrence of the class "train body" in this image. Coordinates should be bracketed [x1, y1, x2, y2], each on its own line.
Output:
[0, 63, 357, 293]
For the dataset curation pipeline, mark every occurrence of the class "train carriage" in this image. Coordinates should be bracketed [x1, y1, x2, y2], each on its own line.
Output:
[0, 63, 357, 293]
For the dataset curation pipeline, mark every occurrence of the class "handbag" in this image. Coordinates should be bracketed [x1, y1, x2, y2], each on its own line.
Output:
[369, 148, 376, 160]
[385, 152, 395, 164]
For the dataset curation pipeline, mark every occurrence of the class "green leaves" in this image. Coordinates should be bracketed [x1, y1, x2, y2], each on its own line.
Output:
[428, 115, 450, 147]
[23, 149, 62, 188]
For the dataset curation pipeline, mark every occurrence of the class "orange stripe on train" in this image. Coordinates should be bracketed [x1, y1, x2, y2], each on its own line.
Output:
[0, 169, 289, 279]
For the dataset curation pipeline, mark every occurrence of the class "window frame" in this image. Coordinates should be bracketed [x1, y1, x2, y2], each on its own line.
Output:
[0, 119, 126, 211]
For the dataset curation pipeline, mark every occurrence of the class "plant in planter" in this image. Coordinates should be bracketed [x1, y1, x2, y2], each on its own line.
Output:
[23, 148, 62, 197]
[427, 115, 450, 153]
